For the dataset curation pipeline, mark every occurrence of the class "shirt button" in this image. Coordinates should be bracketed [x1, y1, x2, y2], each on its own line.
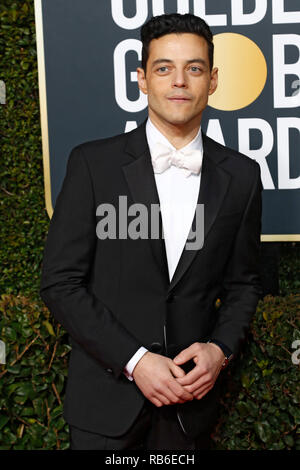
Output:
[150, 342, 163, 353]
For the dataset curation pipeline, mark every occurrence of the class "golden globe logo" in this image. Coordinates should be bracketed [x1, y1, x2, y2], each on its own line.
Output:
[208, 33, 268, 111]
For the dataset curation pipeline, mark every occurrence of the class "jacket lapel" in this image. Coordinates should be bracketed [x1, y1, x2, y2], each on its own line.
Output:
[168, 133, 231, 292]
[122, 119, 169, 285]
[122, 119, 231, 292]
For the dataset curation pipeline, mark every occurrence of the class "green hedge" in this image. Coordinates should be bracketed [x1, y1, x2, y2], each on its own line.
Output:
[0, 0, 299, 450]
[0, 1, 49, 300]
[214, 294, 300, 450]
[0, 293, 299, 450]
[0, 294, 70, 450]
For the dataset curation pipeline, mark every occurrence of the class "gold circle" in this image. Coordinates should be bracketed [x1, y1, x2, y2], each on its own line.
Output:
[208, 33, 267, 111]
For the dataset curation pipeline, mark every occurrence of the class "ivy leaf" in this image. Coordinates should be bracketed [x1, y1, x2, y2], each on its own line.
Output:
[254, 421, 272, 443]
[42, 320, 55, 336]
[283, 435, 294, 448]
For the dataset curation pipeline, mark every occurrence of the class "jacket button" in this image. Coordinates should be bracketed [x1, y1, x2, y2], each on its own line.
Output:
[106, 368, 113, 373]
[150, 342, 163, 353]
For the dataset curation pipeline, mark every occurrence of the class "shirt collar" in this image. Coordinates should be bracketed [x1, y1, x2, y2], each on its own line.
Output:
[146, 116, 203, 155]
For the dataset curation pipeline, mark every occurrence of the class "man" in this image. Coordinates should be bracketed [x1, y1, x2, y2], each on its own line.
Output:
[40, 13, 263, 450]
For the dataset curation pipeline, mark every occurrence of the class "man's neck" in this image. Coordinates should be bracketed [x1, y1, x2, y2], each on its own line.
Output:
[148, 113, 202, 150]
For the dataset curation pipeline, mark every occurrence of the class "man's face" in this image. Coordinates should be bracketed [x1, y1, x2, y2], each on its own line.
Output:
[137, 33, 218, 129]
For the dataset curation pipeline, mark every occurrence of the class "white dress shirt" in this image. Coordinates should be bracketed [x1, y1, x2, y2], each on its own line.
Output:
[124, 117, 203, 380]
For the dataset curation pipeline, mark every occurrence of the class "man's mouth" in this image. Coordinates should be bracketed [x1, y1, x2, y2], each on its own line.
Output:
[167, 96, 191, 102]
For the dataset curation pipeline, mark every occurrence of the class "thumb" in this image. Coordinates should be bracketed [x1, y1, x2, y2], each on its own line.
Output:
[169, 361, 185, 378]
[173, 348, 193, 365]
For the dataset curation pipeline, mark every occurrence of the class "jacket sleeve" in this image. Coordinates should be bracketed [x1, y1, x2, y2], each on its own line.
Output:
[39, 145, 143, 379]
[210, 161, 263, 356]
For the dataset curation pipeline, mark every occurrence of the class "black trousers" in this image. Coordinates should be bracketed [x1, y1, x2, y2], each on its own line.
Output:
[69, 401, 212, 450]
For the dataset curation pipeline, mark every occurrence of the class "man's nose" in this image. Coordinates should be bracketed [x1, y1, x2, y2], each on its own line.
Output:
[172, 70, 187, 87]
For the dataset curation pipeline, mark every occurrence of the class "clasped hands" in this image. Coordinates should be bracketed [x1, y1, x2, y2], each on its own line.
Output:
[132, 342, 225, 408]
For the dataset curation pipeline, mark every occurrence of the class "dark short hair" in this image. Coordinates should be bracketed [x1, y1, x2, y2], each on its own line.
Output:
[141, 13, 214, 74]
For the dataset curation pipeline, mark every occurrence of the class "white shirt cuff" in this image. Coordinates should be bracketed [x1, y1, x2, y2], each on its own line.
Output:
[123, 347, 148, 381]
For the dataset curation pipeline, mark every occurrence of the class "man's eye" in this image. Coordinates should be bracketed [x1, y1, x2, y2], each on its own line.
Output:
[158, 66, 169, 72]
[190, 66, 201, 72]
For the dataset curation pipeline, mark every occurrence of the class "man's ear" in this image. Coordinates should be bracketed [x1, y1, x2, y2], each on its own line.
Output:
[208, 67, 218, 96]
[137, 67, 148, 94]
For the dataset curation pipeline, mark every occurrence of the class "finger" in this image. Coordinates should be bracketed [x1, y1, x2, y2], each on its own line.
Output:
[195, 385, 213, 400]
[196, 377, 214, 393]
[154, 382, 182, 405]
[168, 362, 194, 401]
[169, 361, 186, 378]
[151, 397, 164, 407]
[154, 392, 171, 406]
[173, 344, 198, 366]
[168, 380, 194, 402]
[159, 383, 182, 404]
[176, 366, 205, 386]
[182, 374, 211, 394]
[166, 386, 188, 404]
[161, 380, 192, 404]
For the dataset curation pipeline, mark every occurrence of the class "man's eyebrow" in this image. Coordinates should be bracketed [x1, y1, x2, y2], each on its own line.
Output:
[151, 58, 207, 67]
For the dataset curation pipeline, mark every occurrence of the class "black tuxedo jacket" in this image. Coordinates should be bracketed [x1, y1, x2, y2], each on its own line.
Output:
[40, 118, 263, 438]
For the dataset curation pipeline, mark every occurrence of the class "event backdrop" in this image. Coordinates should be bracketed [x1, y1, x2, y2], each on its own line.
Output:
[34, 0, 300, 240]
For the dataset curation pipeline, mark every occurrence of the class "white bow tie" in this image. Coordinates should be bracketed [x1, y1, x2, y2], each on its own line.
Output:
[151, 142, 202, 177]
